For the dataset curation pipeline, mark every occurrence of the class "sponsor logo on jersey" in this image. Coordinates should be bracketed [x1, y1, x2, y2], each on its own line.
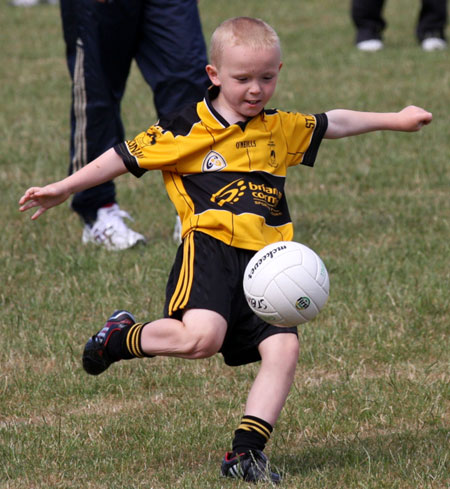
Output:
[210, 178, 283, 216]
[248, 182, 283, 216]
[210, 179, 247, 207]
[202, 151, 227, 172]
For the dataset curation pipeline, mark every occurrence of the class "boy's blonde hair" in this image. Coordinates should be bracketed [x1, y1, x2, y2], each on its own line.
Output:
[210, 17, 281, 67]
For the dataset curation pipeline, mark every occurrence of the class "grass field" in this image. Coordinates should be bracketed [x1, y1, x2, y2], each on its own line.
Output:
[1, 1, 449, 488]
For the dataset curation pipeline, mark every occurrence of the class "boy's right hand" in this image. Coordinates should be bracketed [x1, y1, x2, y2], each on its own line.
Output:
[19, 183, 70, 220]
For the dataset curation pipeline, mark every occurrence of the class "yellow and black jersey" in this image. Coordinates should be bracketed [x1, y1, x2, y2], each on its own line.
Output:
[115, 86, 328, 251]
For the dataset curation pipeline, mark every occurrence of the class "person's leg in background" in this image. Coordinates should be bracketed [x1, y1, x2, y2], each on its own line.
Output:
[351, 0, 386, 51]
[60, 0, 146, 250]
[135, 0, 210, 243]
[417, 0, 448, 50]
[136, 0, 209, 116]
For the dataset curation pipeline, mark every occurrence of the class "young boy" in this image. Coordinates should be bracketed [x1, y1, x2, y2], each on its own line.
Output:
[19, 16, 432, 483]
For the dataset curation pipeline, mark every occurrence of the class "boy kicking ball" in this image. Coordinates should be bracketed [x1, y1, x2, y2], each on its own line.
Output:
[20, 17, 432, 483]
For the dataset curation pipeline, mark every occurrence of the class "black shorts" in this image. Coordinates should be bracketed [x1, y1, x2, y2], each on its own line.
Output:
[164, 231, 298, 366]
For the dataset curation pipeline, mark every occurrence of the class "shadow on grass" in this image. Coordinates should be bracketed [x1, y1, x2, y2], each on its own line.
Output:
[280, 427, 448, 476]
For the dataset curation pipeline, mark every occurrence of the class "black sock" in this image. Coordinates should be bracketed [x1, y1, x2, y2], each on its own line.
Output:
[106, 322, 153, 360]
[231, 415, 273, 455]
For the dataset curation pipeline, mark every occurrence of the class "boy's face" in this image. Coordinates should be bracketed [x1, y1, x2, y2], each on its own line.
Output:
[206, 43, 282, 123]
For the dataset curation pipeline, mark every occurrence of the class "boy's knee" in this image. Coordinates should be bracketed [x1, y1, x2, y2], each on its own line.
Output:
[181, 309, 226, 359]
[184, 333, 222, 358]
[261, 333, 300, 366]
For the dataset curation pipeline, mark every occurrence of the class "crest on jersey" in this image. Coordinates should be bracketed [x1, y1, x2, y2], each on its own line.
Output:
[202, 151, 227, 172]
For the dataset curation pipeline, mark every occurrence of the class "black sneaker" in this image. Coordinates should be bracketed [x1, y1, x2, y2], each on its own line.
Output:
[221, 450, 281, 484]
[82, 310, 135, 375]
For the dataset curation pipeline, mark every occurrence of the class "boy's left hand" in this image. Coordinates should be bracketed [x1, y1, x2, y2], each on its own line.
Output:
[398, 105, 433, 131]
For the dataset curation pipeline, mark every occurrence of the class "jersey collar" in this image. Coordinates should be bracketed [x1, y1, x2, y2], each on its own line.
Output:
[200, 85, 266, 130]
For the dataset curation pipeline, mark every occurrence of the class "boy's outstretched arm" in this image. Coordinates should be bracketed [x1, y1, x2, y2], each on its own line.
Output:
[19, 148, 128, 220]
[324, 105, 432, 139]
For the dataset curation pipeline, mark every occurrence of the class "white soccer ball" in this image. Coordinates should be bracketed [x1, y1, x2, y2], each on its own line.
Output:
[243, 241, 330, 327]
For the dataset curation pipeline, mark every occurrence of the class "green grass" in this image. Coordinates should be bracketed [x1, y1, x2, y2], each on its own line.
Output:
[1, 0, 449, 488]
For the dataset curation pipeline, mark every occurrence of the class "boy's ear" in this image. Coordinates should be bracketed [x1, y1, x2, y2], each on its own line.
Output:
[206, 64, 220, 86]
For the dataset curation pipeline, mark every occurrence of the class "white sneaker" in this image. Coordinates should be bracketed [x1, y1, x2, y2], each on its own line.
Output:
[172, 215, 182, 244]
[356, 39, 384, 52]
[421, 37, 447, 51]
[10, 0, 57, 5]
[82, 204, 147, 251]
[10, 0, 40, 5]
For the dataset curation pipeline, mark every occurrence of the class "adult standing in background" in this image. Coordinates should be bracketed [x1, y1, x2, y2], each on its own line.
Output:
[60, 0, 210, 250]
[351, 0, 448, 51]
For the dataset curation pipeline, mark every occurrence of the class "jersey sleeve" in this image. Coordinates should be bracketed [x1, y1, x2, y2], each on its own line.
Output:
[302, 113, 328, 167]
[280, 111, 328, 168]
[114, 124, 180, 178]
